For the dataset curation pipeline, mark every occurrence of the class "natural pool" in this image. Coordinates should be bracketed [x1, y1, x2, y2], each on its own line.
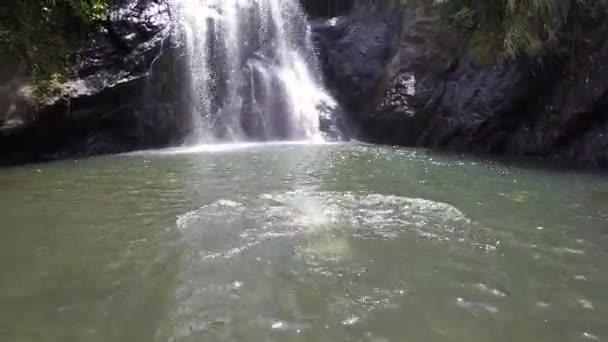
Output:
[1, 142, 607, 341]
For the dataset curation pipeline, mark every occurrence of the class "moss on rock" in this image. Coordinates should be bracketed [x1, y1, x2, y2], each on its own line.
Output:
[0, 0, 107, 99]
[392, 0, 605, 62]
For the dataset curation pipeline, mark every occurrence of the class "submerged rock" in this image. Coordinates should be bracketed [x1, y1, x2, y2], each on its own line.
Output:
[314, 3, 608, 168]
[0, 0, 191, 165]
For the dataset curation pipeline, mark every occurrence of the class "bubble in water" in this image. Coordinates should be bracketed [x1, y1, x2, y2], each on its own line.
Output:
[553, 247, 585, 255]
[342, 315, 360, 326]
[271, 321, 285, 330]
[474, 283, 508, 297]
[455, 297, 499, 314]
[578, 298, 594, 310]
[583, 332, 600, 340]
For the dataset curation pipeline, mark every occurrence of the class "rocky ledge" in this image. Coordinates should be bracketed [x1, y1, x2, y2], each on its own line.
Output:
[0, 0, 190, 166]
[314, 4, 608, 168]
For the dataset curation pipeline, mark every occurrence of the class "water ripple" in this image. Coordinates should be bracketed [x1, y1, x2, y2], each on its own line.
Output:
[176, 191, 495, 261]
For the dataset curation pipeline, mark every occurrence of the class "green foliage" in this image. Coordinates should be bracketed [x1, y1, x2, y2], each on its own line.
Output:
[79, 0, 109, 24]
[394, 0, 603, 61]
[0, 0, 108, 98]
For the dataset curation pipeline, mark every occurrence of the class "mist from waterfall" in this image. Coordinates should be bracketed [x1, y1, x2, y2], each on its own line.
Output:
[172, 0, 339, 143]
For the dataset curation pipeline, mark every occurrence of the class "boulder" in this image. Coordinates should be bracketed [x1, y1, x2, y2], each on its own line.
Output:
[0, 0, 191, 165]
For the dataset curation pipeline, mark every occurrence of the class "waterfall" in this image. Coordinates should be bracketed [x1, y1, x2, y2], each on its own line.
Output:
[172, 0, 339, 143]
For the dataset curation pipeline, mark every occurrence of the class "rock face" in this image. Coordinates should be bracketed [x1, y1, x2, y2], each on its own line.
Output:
[314, 4, 608, 168]
[0, 0, 190, 165]
[312, 7, 403, 138]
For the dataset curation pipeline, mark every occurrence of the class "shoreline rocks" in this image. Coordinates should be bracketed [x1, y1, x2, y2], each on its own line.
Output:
[0, 0, 191, 165]
[313, 4, 608, 168]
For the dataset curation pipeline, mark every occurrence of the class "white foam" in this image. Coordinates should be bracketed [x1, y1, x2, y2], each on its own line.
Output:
[578, 298, 594, 310]
[128, 141, 340, 156]
[172, 0, 338, 142]
[176, 191, 491, 261]
[474, 283, 507, 297]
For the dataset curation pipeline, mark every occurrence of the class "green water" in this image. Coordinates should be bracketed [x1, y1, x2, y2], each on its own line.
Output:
[1, 142, 607, 342]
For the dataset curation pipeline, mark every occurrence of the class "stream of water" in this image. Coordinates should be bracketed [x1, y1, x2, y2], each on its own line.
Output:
[1, 143, 607, 341]
[173, 0, 337, 142]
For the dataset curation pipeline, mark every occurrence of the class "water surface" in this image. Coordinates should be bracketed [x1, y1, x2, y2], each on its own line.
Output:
[1, 143, 607, 341]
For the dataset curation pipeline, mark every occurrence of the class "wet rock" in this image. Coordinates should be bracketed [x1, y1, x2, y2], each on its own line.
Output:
[0, 0, 191, 165]
[315, 4, 608, 168]
[311, 6, 402, 134]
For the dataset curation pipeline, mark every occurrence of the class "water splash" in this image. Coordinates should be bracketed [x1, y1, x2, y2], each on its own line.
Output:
[172, 0, 338, 143]
[176, 191, 496, 260]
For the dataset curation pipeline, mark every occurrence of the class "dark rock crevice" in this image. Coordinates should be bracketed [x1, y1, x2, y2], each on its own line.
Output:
[301, 0, 355, 18]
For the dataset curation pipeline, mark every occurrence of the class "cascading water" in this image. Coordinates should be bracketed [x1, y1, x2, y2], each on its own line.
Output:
[172, 0, 339, 143]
